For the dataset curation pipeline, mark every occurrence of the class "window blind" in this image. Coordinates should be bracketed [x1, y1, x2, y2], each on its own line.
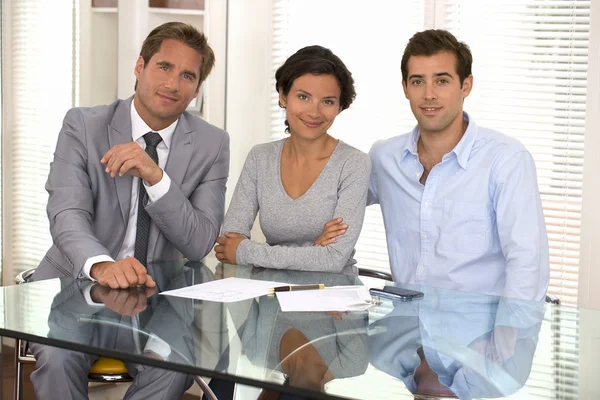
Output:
[269, 0, 425, 274]
[440, 0, 589, 306]
[7, 0, 77, 276]
[270, 0, 589, 307]
[439, 2, 588, 399]
[4, 0, 78, 333]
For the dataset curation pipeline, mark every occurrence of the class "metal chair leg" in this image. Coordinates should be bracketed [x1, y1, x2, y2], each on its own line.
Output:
[14, 340, 23, 400]
[194, 376, 218, 400]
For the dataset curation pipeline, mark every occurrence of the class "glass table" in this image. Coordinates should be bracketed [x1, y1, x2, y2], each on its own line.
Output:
[0, 259, 589, 399]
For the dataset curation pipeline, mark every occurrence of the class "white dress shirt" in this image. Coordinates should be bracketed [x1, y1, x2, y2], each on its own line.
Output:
[82, 101, 178, 279]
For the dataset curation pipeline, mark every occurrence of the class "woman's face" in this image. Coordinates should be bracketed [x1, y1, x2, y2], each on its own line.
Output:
[279, 73, 342, 140]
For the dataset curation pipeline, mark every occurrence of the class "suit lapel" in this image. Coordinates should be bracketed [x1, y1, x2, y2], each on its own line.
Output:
[164, 113, 194, 187]
[108, 97, 134, 225]
[148, 113, 195, 258]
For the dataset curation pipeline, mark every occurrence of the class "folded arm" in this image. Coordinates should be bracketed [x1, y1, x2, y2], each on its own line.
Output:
[224, 151, 371, 273]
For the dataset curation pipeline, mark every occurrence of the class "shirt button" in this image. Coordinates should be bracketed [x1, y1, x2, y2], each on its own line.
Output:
[423, 233, 428, 239]
[424, 201, 430, 208]
[418, 265, 425, 272]
[415, 172, 420, 179]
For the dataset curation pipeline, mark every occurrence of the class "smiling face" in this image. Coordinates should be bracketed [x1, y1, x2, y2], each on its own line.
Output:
[402, 51, 473, 137]
[133, 38, 203, 131]
[279, 73, 342, 140]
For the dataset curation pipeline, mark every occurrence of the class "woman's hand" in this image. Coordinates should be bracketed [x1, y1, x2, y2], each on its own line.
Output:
[214, 232, 245, 264]
[314, 218, 348, 246]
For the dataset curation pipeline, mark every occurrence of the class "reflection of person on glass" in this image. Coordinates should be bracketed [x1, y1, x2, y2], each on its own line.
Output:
[40, 261, 226, 400]
[230, 268, 369, 399]
[214, 45, 371, 275]
[367, 29, 549, 301]
[369, 287, 544, 399]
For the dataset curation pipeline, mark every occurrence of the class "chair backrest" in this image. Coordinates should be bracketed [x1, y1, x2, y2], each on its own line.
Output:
[15, 268, 37, 285]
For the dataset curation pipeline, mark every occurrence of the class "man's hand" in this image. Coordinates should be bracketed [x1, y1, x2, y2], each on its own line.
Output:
[90, 258, 156, 289]
[101, 142, 163, 185]
[214, 232, 245, 264]
[314, 218, 347, 246]
[90, 285, 156, 316]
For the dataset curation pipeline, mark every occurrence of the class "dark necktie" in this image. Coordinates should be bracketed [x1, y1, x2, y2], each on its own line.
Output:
[134, 132, 163, 267]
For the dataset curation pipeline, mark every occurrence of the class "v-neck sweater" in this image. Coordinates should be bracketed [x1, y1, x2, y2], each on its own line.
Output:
[223, 138, 371, 274]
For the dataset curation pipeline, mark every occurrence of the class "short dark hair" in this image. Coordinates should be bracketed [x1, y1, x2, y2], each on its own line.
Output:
[401, 29, 472, 85]
[275, 45, 356, 111]
[134, 22, 215, 90]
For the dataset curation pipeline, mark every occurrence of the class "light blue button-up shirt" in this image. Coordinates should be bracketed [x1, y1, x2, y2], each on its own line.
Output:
[368, 112, 549, 301]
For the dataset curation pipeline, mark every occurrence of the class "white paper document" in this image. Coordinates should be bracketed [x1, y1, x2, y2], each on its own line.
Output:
[160, 277, 290, 303]
[276, 286, 375, 312]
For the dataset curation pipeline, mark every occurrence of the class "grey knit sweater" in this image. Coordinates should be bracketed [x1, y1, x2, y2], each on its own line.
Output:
[223, 138, 371, 275]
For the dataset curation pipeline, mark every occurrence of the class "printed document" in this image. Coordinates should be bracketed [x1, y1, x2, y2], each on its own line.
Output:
[276, 286, 375, 312]
[160, 277, 289, 302]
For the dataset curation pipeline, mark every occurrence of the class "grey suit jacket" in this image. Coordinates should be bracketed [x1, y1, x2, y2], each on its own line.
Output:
[35, 97, 230, 280]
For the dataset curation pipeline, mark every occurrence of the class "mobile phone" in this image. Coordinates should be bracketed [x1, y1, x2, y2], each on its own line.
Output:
[369, 286, 424, 301]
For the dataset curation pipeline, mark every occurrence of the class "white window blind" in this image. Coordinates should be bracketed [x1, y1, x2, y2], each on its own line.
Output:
[439, 0, 589, 306]
[438, 2, 587, 399]
[269, 0, 424, 274]
[270, 0, 589, 307]
[3, 0, 78, 333]
[6, 0, 78, 276]
[269, 2, 586, 399]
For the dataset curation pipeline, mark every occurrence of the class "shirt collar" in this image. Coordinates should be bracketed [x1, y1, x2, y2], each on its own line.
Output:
[401, 125, 420, 162]
[451, 111, 478, 170]
[130, 100, 178, 149]
[402, 111, 478, 170]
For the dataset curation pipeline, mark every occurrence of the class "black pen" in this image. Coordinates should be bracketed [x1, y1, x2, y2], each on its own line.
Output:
[269, 284, 325, 293]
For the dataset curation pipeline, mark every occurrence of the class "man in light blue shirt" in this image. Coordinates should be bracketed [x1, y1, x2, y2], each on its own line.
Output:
[368, 30, 549, 301]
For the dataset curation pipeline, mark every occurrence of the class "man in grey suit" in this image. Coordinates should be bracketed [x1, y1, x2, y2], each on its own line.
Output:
[29, 22, 229, 399]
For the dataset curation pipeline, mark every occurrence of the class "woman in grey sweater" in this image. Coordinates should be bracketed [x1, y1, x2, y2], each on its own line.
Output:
[214, 45, 371, 275]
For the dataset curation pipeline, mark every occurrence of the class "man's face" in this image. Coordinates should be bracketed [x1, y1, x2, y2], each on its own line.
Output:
[402, 51, 472, 136]
[133, 39, 203, 130]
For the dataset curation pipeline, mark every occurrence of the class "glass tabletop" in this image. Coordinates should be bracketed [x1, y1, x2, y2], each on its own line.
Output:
[0, 260, 585, 399]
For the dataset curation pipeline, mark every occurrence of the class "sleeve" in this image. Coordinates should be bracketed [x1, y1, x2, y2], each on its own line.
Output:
[144, 171, 171, 201]
[82, 255, 114, 280]
[46, 108, 113, 278]
[145, 131, 230, 261]
[222, 147, 261, 238]
[492, 150, 550, 301]
[236, 152, 371, 273]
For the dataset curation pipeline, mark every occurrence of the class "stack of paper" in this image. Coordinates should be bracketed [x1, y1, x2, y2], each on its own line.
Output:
[161, 278, 376, 312]
[276, 286, 375, 312]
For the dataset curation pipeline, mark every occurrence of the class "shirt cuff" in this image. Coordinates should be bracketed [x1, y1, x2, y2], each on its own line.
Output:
[82, 255, 115, 281]
[82, 282, 106, 307]
[144, 334, 172, 359]
[144, 170, 171, 203]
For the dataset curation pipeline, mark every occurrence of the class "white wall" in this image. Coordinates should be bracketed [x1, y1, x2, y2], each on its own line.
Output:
[79, 3, 118, 107]
[225, 0, 272, 202]
[578, 0, 600, 310]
